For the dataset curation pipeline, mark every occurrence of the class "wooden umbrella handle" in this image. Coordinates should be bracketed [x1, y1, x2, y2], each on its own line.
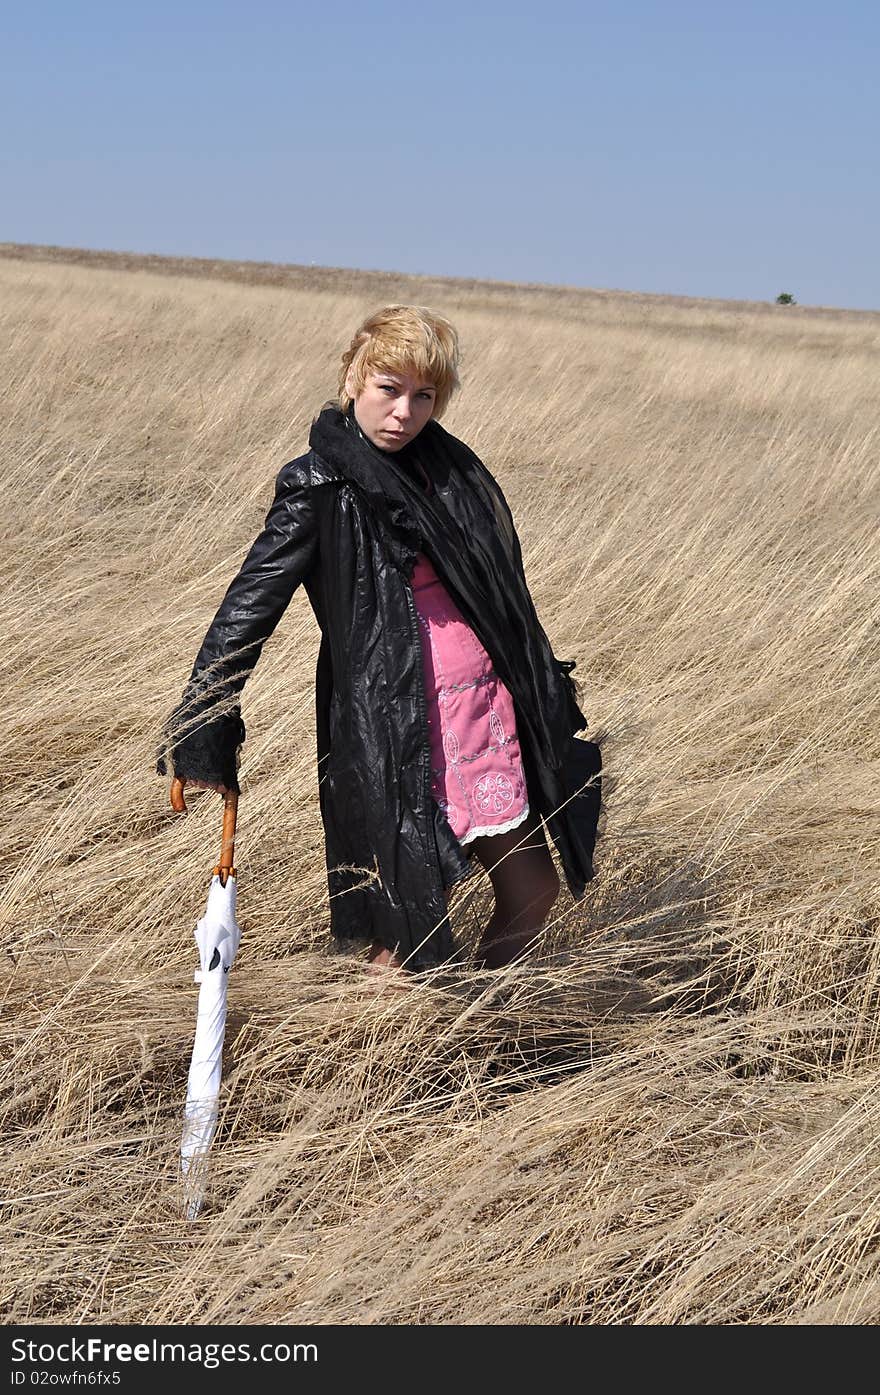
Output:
[170, 777, 188, 813]
[214, 790, 239, 885]
[170, 778, 239, 885]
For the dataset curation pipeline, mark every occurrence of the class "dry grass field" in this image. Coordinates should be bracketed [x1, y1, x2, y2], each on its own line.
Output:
[2, 242, 879, 1325]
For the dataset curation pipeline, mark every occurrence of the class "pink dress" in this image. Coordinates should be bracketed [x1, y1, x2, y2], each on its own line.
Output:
[411, 551, 530, 846]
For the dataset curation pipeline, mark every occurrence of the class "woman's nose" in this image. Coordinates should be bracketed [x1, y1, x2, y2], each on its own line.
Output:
[393, 397, 413, 421]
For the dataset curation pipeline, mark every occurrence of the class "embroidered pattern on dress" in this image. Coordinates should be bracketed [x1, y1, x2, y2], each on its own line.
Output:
[472, 772, 515, 814]
[443, 730, 460, 763]
[431, 739, 515, 775]
[436, 796, 461, 825]
[440, 672, 495, 696]
[412, 551, 528, 847]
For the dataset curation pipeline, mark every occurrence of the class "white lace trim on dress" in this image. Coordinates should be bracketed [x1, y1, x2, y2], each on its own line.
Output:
[458, 802, 530, 846]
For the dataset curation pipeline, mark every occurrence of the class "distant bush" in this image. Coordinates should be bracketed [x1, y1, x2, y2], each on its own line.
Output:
[775, 292, 797, 305]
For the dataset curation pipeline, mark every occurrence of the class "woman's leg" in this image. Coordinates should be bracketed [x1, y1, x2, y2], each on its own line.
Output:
[367, 811, 558, 974]
[366, 883, 456, 974]
[468, 807, 560, 969]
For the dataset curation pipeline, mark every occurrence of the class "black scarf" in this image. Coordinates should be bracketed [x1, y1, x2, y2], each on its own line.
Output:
[308, 403, 569, 772]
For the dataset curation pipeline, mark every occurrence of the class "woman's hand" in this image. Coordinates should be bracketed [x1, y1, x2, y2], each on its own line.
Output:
[170, 776, 230, 812]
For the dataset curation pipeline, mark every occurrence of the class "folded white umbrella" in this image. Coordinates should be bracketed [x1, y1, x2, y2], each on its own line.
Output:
[173, 782, 240, 1220]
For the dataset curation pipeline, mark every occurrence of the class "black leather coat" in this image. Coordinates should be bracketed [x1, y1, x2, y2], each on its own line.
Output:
[158, 410, 601, 970]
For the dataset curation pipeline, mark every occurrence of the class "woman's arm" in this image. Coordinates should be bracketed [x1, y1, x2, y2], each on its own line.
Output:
[156, 459, 318, 792]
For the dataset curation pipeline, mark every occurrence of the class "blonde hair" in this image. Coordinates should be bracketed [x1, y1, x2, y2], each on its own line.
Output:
[337, 305, 460, 418]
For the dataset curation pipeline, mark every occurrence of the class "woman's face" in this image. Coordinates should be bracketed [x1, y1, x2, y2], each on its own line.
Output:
[348, 368, 437, 451]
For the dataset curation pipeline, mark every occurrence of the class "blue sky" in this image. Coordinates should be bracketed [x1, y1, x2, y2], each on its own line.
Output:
[3, 1, 878, 308]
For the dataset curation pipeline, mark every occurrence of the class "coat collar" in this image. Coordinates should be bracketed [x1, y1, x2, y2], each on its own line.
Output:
[309, 402, 452, 507]
[308, 402, 462, 572]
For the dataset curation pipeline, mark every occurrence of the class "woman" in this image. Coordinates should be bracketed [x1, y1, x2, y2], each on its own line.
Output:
[157, 306, 600, 975]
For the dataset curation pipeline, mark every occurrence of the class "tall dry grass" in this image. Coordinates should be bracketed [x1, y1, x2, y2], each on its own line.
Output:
[1, 245, 879, 1324]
